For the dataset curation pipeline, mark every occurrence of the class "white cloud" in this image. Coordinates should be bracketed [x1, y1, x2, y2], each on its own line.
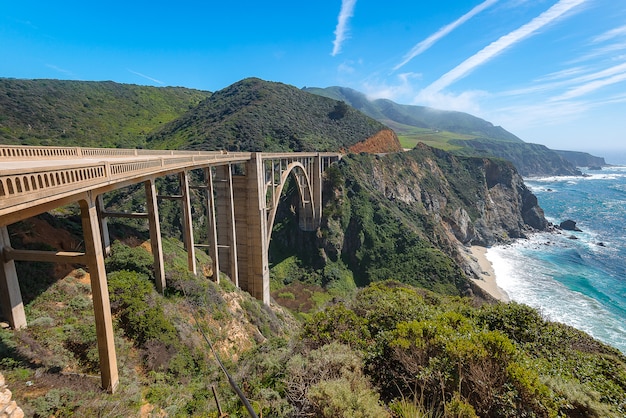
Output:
[414, 89, 487, 115]
[128, 69, 164, 85]
[46, 64, 74, 77]
[394, 0, 499, 71]
[337, 61, 356, 74]
[593, 25, 626, 43]
[420, 0, 588, 96]
[360, 72, 421, 102]
[331, 0, 358, 57]
[551, 70, 626, 101]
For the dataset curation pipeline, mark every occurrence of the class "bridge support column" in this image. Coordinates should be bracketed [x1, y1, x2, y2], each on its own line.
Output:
[145, 180, 165, 293]
[214, 165, 239, 286]
[233, 154, 270, 305]
[179, 171, 196, 275]
[96, 195, 111, 256]
[313, 154, 323, 228]
[79, 195, 119, 393]
[0, 226, 27, 329]
[203, 168, 220, 282]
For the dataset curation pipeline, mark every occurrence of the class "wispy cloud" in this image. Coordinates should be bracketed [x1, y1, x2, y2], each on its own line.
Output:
[46, 64, 75, 77]
[128, 69, 164, 85]
[593, 25, 626, 43]
[394, 0, 499, 71]
[332, 0, 357, 56]
[420, 0, 588, 96]
[551, 64, 626, 101]
[361, 72, 422, 102]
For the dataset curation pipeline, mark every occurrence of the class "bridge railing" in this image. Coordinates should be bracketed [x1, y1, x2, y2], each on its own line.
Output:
[0, 145, 233, 160]
[0, 151, 252, 213]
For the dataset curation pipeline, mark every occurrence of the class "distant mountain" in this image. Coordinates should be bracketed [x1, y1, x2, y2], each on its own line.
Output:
[304, 86, 522, 143]
[554, 150, 608, 168]
[0, 78, 209, 148]
[304, 86, 582, 176]
[147, 78, 400, 153]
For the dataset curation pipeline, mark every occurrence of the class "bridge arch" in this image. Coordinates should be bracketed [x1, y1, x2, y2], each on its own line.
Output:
[266, 161, 316, 244]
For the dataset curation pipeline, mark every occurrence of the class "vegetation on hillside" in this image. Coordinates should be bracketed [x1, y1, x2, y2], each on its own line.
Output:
[146, 78, 394, 152]
[304, 86, 583, 176]
[0, 78, 209, 148]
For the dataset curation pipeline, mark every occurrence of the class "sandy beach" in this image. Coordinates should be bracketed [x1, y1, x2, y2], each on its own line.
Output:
[467, 246, 509, 302]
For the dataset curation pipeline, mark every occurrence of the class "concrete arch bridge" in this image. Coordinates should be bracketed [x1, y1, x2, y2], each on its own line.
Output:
[0, 145, 340, 392]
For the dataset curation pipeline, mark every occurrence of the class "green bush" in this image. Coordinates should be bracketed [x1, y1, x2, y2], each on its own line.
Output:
[107, 270, 177, 346]
[105, 241, 154, 279]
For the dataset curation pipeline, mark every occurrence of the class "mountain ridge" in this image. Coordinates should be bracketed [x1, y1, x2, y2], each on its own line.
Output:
[304, 85, 592, 176]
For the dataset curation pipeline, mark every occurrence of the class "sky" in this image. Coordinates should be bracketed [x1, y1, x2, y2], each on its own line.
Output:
[2, 0, 626, 159]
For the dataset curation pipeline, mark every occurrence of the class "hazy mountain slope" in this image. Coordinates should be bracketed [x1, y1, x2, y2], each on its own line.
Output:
[147, 78, 399, 152]
[554, 149, 608, 168]
[304, 86, 522, 143]
[304, 86, 582, 176]
[0, 78, 209, 148]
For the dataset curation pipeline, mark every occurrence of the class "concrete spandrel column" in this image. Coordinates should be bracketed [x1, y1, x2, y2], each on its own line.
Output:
[203, 168, 220, 283]
[313, 154, 323, 228]
[215, 164, 238, 287]
[79, 195, 119, 393]
[246, 154, 270, 305]
[179, 171, 196, 275]
[0, 226, 26, 329]
[145, 180, 165, 293]
[95, 194, 111, 256]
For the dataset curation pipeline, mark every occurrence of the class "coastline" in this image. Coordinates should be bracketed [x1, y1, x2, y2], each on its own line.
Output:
[468, 246, 509, 302]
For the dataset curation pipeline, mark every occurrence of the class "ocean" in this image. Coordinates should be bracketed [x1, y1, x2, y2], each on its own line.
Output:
[486, 162, 626, 354]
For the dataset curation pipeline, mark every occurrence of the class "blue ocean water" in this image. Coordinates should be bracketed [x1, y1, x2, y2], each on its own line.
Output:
[487, 165, 626, 353]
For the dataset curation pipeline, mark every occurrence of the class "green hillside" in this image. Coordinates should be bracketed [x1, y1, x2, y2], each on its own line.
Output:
[147, 78, 393, 152]
[0, 78, 209, 148]
[305, 86, 582, 176]
[304, 86, 523, 144]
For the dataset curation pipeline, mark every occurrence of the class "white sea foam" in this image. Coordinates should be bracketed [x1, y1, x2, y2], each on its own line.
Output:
[486, 235, 626, 353]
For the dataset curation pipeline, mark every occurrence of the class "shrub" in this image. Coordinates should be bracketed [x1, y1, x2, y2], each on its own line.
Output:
[105, 241, 154, 279]
[308, 377, 390, 417]
[107, 270, 177, 346]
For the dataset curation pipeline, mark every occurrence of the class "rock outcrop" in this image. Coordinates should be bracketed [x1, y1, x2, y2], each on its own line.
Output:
[560, 219, 582, 232]
[348, 129, 402, 154]
[0, 374, 24, 418]
[309, 144, 550, 291]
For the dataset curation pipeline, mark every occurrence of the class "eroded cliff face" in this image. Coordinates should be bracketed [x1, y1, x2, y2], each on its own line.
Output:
[270, 144, 548, 297]
[347, 129, 402, 154]
[319, 144, 549, 288]
[345, 145, 547, 245]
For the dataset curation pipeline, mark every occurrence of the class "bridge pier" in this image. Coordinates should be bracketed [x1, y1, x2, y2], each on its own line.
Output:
[145, 180, 166, 293]
[233, 154, 270, 304]
[0, 226, 26, 330]
[179, 172, 196, 275]
[79, 195, 119, 393]
[214, 165, 239, 286]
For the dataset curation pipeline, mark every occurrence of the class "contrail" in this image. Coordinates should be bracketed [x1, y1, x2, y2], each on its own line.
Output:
[394, 0, 499, 71]
[332, 0, 357, 56]
[421, 0, 587, 95]
[128, 69, 164, 85]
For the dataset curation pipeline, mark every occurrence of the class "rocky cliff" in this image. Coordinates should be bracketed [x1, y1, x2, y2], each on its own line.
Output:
[270, 144, 549, 299]
[292, 144, 547, 295]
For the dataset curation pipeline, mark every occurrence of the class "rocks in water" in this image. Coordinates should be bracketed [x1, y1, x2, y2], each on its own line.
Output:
[560, 219, 582, 232]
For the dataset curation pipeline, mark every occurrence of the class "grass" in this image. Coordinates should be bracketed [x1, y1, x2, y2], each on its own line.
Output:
[397, 127, 476, 151]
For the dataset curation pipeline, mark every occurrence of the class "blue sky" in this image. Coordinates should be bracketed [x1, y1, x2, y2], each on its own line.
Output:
[2, 0, 626, 158]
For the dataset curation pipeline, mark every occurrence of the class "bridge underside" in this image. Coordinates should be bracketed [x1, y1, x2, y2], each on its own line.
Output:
[0, 146, 339, 393]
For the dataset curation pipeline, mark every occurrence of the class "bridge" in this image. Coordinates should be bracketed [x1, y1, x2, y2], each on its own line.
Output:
[0, 145, 341, 393]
